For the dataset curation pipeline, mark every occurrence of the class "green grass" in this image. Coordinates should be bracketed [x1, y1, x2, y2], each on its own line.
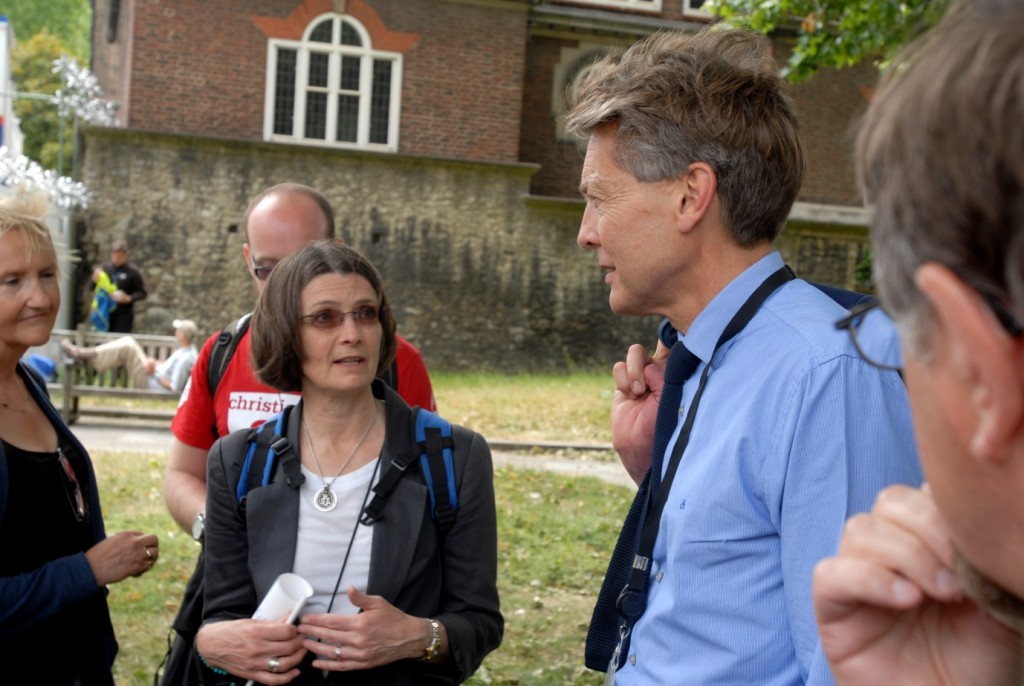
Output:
[68, 369, 619, 445]
[92, 369, 627, 684]
[433, 371, 615, 445]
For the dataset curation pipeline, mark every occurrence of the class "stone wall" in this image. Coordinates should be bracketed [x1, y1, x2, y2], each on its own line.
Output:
[78, 128, 870, 372]
[78, 127, 663, 372]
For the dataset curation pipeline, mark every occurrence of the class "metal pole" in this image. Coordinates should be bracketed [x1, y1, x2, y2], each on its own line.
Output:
[72, 114, 80, 180]
[57, 60, 66, 175]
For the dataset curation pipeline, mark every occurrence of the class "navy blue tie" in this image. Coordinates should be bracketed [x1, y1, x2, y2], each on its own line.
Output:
[649, 328, 701, 497]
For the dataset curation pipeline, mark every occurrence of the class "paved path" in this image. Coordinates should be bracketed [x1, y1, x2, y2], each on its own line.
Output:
[70, 418, 635, 490]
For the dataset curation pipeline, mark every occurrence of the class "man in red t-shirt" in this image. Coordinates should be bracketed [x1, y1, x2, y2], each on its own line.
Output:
[163, 183, 436, 536]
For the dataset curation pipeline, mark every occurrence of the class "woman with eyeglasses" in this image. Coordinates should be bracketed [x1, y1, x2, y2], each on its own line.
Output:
[195, 240, 502, 685]
[0, 193, 160, 685]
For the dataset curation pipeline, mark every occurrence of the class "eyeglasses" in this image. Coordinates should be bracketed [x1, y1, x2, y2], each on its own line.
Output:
[835, 299, 904, 372]
[299, 306, 382, 328]
[835, 292, 1024, 371]
[249, 255, 277, 281]
[58, 448, 86, 523]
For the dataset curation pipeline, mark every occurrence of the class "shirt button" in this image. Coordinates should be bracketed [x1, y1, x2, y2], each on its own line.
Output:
[629, 655, 636, 666]
[655, 571, 664, 582]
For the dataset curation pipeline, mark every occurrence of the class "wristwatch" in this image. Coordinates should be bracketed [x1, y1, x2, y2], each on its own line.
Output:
[423, 618, 441, 662]
[192, 511, 206, 543]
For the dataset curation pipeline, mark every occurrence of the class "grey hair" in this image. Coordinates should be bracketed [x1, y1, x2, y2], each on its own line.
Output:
[564, 27, 804, 247]
[859, 0, 1024, 356]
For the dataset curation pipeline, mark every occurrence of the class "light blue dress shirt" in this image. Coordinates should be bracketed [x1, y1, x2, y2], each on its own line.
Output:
[614, 251, 922, 686]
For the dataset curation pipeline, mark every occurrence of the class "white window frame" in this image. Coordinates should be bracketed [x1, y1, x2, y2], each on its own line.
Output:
[552, 43, 623, 143]
[262, 13, 403, 152]
[566, 0, 662, 11]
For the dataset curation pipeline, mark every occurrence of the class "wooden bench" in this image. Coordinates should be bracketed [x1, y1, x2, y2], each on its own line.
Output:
[37, 328, 182, 424]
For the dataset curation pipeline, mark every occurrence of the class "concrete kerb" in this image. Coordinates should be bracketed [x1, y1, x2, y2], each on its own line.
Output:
[70, 418, 635, 490]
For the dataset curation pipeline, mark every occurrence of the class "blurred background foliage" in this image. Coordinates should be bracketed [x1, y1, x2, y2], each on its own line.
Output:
[2, 0, 91, 174]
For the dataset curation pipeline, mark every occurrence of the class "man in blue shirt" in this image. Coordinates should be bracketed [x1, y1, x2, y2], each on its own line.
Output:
[813, 1, 1024, 684]
[566, 28, 923, 684]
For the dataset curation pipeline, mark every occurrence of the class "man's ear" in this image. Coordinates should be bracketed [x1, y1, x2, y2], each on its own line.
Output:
[676, 162, 717, 232]
[916, 263, 1024, 462]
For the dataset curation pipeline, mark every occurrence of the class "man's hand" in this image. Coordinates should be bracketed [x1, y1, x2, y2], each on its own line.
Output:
[813, 484, 1023, 686]
[610, 341, 669, 485]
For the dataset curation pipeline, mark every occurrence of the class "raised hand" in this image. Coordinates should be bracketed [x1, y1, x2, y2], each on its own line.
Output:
[611, 341, 669, 484]
[813, 484, 1023, 686]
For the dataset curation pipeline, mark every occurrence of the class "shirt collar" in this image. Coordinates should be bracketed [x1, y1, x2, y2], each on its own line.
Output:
[672, 251, 786, 364]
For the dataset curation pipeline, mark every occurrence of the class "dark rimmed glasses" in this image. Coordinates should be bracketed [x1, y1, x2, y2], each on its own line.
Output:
[834, 299, 904, 371]
[58, 448, 86, 523]
[299, 306, 382, 329]
[250, 255, 277, 281]
[836, 293, 1024, 371]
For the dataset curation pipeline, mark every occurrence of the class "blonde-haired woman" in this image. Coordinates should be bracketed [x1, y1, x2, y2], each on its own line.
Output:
[0, 193, 159, 685]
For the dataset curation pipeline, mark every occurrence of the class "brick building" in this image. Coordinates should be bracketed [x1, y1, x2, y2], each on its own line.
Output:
[81, 0, 874, 371]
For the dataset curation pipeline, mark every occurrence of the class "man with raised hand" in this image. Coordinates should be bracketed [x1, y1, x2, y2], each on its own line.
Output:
[567, 27, 922, 685]
[812, 1, 1024, 683]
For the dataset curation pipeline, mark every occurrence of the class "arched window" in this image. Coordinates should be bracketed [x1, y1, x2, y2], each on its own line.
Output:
[264, 13, 402, 151]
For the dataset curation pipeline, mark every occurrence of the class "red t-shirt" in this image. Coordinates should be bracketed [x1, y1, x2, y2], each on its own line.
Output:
[171, 328, 436, 450]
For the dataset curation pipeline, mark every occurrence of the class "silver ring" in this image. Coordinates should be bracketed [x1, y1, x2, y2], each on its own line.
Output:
[334, 645, 341, 660]
[267, 657, 281, 673]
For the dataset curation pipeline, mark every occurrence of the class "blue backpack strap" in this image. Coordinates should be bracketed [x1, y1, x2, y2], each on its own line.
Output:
[360, 406, 458, 533]
[235, 407, 298, 504]
[416, 408, 457, 534]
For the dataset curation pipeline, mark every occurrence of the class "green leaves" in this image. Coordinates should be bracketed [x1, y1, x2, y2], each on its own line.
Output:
[705, 0, 952, 81]
[11, 30, 72, 174]
[2, 0, 91, 59]
[5, 0, 91, 174]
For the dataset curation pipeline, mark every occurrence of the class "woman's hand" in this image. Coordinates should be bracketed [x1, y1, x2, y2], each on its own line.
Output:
[85, 530, 159, 586]
[298, 587, 444, 671]
[196, 618, 307, 684]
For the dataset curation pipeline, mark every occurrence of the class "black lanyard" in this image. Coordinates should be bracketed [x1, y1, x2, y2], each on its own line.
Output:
[616, 264, 795, 622]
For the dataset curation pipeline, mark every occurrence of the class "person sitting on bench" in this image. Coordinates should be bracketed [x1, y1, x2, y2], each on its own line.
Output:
[61, 319, 199, 394]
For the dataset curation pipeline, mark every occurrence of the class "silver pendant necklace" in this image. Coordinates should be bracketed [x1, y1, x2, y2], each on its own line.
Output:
[302, 408, 378, 512]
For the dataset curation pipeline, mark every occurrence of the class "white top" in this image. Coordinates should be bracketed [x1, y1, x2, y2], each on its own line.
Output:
[148, 344, 198, 393]
[292, 457, 379, 617]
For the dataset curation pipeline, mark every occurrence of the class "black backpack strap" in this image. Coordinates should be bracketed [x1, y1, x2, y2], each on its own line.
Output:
[207, 313, 253, 439]
[360, 408, 419, 526]
[810, 281, 872, 310]
[359, 406, 458, 533]
[416, 409, 457, 535]
[377, 357, 399, 394]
